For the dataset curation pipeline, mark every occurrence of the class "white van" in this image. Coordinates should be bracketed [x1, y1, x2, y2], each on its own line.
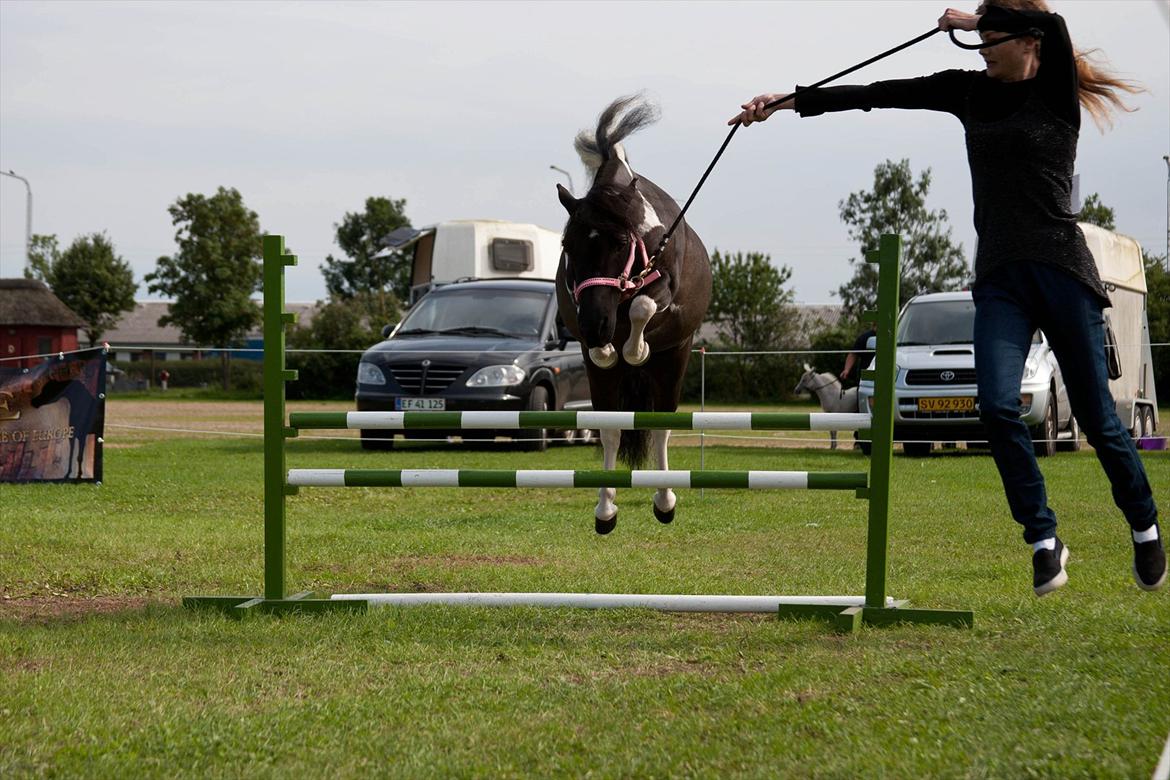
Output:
[378, 219, 564, 304]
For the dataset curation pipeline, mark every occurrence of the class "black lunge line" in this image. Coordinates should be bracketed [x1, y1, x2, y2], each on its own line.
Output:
[644, 26, 1043, 268]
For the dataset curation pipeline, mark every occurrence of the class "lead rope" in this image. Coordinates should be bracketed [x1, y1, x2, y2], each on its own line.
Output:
[642, 25, 1043, 270]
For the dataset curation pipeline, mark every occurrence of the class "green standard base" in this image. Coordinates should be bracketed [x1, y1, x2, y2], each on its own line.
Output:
[775, 601, 973, 634]
[183, 592, 368, 618]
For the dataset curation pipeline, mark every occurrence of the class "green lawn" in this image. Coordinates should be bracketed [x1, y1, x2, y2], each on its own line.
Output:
[1, 401, 1167, 778]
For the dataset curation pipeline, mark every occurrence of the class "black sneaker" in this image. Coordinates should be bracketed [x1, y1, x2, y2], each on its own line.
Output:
[1133, 529, 1167, 592]
[1033, 538, 1069, 597]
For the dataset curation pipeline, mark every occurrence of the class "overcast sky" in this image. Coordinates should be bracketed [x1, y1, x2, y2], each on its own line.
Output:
[2, 0, 1167, 304]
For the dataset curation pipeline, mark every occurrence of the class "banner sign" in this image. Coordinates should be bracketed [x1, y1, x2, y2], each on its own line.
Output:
[0, 349, 106, 483]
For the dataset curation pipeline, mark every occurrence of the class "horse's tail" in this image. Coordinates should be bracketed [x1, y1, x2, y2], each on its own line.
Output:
[574, 94, 660, 172]
[617, 367, 652, 469]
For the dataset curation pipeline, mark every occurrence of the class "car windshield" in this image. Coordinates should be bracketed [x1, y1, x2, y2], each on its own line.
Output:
[897, 300, 976, 345]
[398, 289, 549, 338]
[897, 298, 1041, 346]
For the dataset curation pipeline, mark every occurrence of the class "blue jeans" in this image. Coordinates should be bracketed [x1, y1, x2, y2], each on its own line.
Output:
[972, 261, 1158, 544]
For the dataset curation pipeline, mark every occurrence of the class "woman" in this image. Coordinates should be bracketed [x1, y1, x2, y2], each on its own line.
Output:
[730, 1, 1163, 596]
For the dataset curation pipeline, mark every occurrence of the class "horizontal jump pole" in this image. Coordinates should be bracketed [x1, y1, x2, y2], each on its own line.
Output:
[330, 592, 894, 612]
[286, 468, 868, 490]
[288, 410, 871, 432]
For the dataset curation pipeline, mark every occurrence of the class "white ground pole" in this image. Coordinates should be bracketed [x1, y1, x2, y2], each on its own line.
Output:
[1154, 727, 1170, 780]
[332, 593, 894, 612]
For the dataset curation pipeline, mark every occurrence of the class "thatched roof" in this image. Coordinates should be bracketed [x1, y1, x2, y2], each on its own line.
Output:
[0, 278, 87, 327]
[102, 300, 320, 347]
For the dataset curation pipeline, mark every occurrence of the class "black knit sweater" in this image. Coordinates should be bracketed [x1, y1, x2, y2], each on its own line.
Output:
[794, 6, 1108, 306]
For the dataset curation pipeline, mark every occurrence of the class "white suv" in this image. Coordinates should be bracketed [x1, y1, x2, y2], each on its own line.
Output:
[857, 291, 1078, 456]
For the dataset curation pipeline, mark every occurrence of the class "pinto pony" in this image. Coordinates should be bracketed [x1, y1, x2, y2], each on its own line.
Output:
[555, 96, 713, 535]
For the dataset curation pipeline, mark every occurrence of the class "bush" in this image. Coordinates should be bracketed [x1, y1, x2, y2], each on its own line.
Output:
[109, 358, 262, 393]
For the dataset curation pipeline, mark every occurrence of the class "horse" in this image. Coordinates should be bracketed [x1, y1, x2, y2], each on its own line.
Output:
[793, 364, 859, 450]
[555, 96, 712, 535]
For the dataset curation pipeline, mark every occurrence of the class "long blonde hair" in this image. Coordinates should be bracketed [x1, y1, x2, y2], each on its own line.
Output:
[977, 0, 1143, 128]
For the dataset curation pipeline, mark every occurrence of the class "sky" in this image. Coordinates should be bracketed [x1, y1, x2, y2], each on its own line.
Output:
[1, 0, 1167, 305]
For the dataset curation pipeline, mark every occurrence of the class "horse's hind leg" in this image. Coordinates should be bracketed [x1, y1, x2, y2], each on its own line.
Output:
[621, 295, 655, 366]
[651, 429, 675, 524]
[595, 428, 620, 534]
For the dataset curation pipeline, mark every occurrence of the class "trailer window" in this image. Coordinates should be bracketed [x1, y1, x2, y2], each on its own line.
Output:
[491, 238, 534, 272]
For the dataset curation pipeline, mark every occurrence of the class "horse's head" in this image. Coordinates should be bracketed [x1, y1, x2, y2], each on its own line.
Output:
[793, 364, 819, 395]
[558, 179, 648, 351]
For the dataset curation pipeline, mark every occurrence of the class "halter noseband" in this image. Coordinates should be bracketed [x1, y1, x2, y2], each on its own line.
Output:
[572, 232, 662, 303]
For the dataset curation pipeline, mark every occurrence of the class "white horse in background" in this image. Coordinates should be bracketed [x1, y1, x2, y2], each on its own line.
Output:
[793, 364, 859, 450]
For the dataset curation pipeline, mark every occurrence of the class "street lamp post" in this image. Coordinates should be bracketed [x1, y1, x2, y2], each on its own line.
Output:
[1, 169, 33, 275]
[549, 165, 575, 196]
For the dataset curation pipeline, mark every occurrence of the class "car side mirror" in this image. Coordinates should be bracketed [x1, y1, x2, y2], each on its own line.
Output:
[547, 325, 575, 351]
[865, 336, 877, 351]
[382, 323, 397, 339]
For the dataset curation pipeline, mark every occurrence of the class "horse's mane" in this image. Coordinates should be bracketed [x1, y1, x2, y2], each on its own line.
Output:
[573, 94, 659, 177]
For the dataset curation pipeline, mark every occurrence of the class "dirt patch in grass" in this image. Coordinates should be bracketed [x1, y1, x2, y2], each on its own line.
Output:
[0, 596, 157, 623]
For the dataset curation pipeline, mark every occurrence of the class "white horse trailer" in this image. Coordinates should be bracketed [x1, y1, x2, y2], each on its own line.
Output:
[380, 220, 563, 304]
[1080, 222, 1159, 437]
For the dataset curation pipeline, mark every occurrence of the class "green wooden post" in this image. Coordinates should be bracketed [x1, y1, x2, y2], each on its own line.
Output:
[863, 234, 900, 610]
[183, 236, 366, 616]
[263, 235, 295, 601]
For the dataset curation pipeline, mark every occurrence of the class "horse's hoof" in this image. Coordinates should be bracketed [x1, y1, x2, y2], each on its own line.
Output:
[595, 515, 617, 535]
[653, 504, 674, 524]
[623, 342, 650, 366]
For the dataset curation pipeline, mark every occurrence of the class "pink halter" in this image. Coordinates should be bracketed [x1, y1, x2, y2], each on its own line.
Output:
[572, 233, 662, 303]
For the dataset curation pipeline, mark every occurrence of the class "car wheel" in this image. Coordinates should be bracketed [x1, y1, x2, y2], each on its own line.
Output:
[520, 386, 549, 452]
[903, 441, 932, 457]
[856, 440, 872, 456]
[360, 430, 395, 451]
[1032, 397, 1057, 457]
[1056, 414, 1081, 452]
[1137, 405, 1155, 439]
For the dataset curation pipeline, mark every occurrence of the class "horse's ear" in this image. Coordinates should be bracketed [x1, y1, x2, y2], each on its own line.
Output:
[557, 184, 580, 214]
[627, 177, 639, 194]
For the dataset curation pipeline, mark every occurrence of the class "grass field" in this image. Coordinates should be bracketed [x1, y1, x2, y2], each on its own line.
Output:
[1, 400, 1167, 778]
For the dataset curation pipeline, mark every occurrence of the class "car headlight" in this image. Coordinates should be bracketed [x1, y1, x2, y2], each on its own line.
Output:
[466, 365, 526, 387]
[357, 362, 386, 385]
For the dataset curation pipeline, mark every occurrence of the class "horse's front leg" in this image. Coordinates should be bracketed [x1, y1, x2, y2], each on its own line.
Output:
[621, 294, 656, 366]
[651, 429, 675, 524]
[595, 428, 620, 535]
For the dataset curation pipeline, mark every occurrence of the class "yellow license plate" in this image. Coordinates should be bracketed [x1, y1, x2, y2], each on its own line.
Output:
[917, 397, 975, 412]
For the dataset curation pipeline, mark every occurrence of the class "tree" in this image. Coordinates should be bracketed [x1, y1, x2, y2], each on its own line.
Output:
[24, 233, 137, 347]
[320, 197, 411, 320]
[837, 159, 968, 317]
[287, 293, 393, 400]
[1144, 250, 1169, 400]
[1078, 192, 1116, 230]
[24, 234, 61, 283]
[706, 249, 802, 399]
[145, 187, 263, 390]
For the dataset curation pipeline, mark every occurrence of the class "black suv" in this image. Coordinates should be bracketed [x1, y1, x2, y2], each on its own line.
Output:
[355, 278, 591, 450]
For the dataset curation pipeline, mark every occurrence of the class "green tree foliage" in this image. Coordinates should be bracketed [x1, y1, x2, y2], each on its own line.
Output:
[24, 234, 60, 283]
[320, 197, 411, 319]
[837, 159, 968, 317]
[287, 294, 393, 399]
[145, 187, 263, 390]
[24, 232, 137, 347]
[697, 250, 802, 400]
[1078, 193, 1116, 230]
[1143, 250, 1169, 400]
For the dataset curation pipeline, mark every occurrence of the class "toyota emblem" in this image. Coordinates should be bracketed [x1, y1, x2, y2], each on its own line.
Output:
[940, 370, 955, 381]
[422, 359, 431, 367]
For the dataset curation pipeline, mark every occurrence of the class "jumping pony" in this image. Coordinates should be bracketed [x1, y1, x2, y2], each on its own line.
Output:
[555, 96, 713, 535]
